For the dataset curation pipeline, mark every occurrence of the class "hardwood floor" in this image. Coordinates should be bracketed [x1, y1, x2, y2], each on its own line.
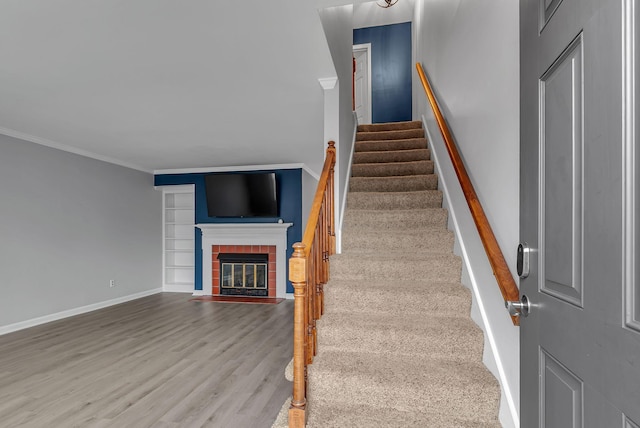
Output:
[0, 293, 293, 427]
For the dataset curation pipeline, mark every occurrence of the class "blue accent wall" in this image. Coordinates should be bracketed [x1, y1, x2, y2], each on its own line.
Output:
[354, 22, 412, 123]
[155, 169, 302, 293]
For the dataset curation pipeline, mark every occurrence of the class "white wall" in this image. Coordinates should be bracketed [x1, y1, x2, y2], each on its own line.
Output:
[0, 134, 162, 332]
[0, 1, 337, 174]
[353, 0, 415, 29]
[318, 5, 357, 249]
[413, 0, 520, 427]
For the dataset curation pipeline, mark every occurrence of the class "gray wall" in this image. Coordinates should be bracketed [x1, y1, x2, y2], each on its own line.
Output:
[0, 134, 162, 330]
[318, 5, 356, 245]
[413, 0, 519, 265]
[413, 1, 520, 427]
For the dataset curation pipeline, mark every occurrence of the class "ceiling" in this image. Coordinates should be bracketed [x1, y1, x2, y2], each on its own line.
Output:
[0, 0, 337, 173]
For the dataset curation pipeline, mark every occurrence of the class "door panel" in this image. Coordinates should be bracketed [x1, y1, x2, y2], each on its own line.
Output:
[625, 417, 640, 428]
[624, 0, 640, 332]
[540, 0, 564, 29]
[540, 34, 583, 306]
[520, 0, 640, 426]
[540, 349, 583, 428]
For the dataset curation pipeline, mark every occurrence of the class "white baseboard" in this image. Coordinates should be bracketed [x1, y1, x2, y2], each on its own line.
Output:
[163, 284, 194, 293]
[0, 288, 163, 336]
[191, 289, 211, 296]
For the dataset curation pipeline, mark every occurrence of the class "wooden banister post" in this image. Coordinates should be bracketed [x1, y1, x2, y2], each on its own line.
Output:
[289, 242, 307, 428]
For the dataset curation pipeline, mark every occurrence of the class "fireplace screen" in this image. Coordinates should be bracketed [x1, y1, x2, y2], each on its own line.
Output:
[218, 253, 269, 296]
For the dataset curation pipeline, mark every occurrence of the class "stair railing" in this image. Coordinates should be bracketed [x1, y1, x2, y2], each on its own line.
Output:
[416, 63, 521, 326]
[288, 141, 336, 427]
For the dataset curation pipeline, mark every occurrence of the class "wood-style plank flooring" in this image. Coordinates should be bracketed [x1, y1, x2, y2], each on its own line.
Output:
[0, 293, 293, 427]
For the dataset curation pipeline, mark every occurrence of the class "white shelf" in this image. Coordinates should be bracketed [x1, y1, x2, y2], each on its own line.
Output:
[161, 185, 195, 292]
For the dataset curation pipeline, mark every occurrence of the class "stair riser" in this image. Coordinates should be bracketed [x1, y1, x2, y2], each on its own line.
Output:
[354, 149, 430, 164]
[317, 323, 484, 362]
[308, 363, 499, 421]
[341, 230, 454, 253]
[355, 138, 427, 152]
[342, 209, 449, 229]
[347, 191, 442, 210]
[349, 175, 438, 192]
[351, 161, 434, 177]
[306, 403, 502, 428]
[357, 121, 422, 132]
[357, 128, 424, 141]
[324, 287, 471, 317]
[330, 257, 461, 282]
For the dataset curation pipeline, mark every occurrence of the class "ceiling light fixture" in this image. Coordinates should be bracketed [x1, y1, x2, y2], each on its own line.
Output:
[377, 0, 399, 8]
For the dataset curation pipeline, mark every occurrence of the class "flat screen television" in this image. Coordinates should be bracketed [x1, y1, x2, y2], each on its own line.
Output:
[204, 172, 278, 217]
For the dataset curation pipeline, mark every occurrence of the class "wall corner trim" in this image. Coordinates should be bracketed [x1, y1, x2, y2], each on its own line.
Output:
[318, 77, 338, 90]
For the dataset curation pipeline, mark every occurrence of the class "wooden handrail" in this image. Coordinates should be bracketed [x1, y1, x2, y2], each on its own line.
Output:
[288, 141, 336, 427]
[416, 63, 520, 326]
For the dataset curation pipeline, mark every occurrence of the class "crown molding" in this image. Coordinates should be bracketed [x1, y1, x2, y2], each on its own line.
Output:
[155, 163, 320, 180]
[0, 126, 150, 173]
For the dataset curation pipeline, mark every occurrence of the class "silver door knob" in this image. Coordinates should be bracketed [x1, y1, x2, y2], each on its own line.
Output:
[506, 295, 531, 317]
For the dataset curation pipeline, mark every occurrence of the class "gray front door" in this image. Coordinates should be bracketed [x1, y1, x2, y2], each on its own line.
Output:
[520, 0, 640, 426]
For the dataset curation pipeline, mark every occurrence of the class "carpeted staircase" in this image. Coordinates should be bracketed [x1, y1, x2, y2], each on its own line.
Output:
[273, 121, 501, 427]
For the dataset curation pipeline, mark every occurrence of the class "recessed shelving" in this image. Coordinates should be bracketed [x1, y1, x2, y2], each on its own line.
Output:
[162, 185, 195, 293]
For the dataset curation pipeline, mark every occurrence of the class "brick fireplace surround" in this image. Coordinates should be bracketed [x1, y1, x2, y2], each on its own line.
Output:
[212, 245, 276, 297]
[196, 223, 293, 299]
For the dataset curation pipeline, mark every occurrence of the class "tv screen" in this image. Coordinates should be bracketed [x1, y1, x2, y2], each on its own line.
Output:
[204, 172, 278, 217]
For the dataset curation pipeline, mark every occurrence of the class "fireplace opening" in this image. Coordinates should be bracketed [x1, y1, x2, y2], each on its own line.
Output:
[217, 253, 269, 297]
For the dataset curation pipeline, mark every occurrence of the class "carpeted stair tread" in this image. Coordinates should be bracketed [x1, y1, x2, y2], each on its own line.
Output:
[330, 252, 461, 282]
[355, 137, 427, 153]
[308, 351, 500, 422]
[349, 174, 438, 192]
[347, 190, 442, 210]
[357, 128, 424, 141]
[343, 208, 449, 229]
[317, 312, 484, 361]
[323, 280, 473, 316]
[341, 228, 454, 253]
[353, 149, 430, 164]
[307, 402, 501, 428]
[351, 160, 434, 177]
[357, 120, 422, 132]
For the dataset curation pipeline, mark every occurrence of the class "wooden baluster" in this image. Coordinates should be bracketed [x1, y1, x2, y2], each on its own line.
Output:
[306, 250, 315, 363]
[312, 230, 320, 356]
[327, 142, 336, 256]
[318, 204, 326, 317]
[320, 196, 328, 314]
[289, 243, 307, 428]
